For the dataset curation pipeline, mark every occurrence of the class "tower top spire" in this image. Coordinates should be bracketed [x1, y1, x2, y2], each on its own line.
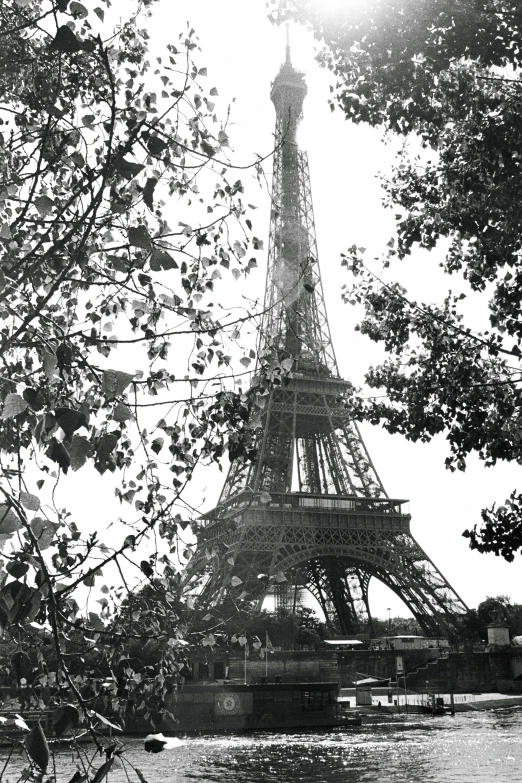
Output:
[270, 26, 307, 115]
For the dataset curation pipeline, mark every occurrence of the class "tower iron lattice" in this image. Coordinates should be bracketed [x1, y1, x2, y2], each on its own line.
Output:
[183, 47, 468, 636]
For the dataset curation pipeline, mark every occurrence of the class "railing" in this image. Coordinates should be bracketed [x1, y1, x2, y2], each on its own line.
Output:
[200, 490, 409, 526]
[297, 495, 407, 515]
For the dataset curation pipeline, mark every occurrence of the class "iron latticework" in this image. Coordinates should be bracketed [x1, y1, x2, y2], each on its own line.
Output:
[183, 48, 468, 636]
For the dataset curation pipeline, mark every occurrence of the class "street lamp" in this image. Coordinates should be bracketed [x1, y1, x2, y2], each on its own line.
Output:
[387, 607, 391, 636]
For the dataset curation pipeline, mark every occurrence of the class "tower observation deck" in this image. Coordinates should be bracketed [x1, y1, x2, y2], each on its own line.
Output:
[183, 47, 468, 636]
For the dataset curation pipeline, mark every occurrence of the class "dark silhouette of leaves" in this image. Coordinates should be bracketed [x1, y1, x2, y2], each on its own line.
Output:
[45, 439, 71, 474]
[52, 704, 80, 738]
[50, 25, 82, 54]
[150, 248, 177, 271]
[147, 136, 168, 156]
[25, 723, 49, 771]
[55, 408, 87, 437]
[143, 177, 158, 210]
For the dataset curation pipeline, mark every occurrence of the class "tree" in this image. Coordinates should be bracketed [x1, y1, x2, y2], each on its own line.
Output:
[477, 595, 522, 637]
[275, 0, 522, 560]
[0, 0, 271, 776]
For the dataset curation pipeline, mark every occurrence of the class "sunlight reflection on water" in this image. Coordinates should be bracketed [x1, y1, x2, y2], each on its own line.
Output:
[111, 709, 522, 783]
[3, 709, 522, 782]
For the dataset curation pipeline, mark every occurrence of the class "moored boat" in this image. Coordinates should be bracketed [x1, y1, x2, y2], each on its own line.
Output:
[129, 681, 362, 734]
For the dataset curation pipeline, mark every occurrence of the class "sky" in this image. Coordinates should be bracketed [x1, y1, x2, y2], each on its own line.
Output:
[66, 0, 522, 622]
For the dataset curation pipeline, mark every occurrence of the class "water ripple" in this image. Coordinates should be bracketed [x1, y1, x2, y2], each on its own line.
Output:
[3, 709, 522, 782]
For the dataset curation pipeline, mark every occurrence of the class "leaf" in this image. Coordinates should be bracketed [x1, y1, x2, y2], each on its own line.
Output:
[90, 712, 122, 731]
[13, 715, 29, 731]
[113, 403, 133, 423]
[52, 704, 80, 738]
[0, 505, 22, 534]
[230, 576, 242, 587]
[69, 1, 88, 18]
[134, 769, 151, 783]
[200, 140, 216, 157]
[259, 491, 272, 504]
[25, 723, 49, 771]
[20, 492, 40, 512]
[1, 393, 28, 419]
[0, 608, 7, 637]
[210, 87, 218, 96]
[11, 651, 32, 681]
[128, 225, 152, 249]
[150, 248, 178, 271]
[31, 517, 60, 550]
[69, 435, 93, 471]
[88, 611, 104, 631]
[34, 196, 54, 217]
[102, 369, 135, 397]
[50, 26, 82, 53]
[67, 772, 88, 783]
[6, 561, 29, 579]
[23, 387, 44, 411]
[91, 758, 115, 783]
[143, 177, 158, 211]
[42, 349, 58, 380]
[95, 433, 118, 471]
[0, 224, 11, 240]
[55, 407, 87, 436]
[25, 590, 41, 623]
[151, 437, 164, 454]
[218, 130, 229, 147]
[140, 560, 154, 578]
[45, 439, 71, 474]
[147, 136, 168, 156]
[116, 157, 145, 181]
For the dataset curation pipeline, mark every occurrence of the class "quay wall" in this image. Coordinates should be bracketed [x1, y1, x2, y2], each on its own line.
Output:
[225, 648, 522, 693]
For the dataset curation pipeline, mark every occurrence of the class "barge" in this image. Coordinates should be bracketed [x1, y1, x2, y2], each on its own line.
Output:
[155, 680, 362, 733]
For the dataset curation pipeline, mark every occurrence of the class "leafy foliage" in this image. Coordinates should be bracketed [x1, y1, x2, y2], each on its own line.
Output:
[0, 0, 274, 778]
[275, 0, 522, 559]
[458, 595, 522, 641]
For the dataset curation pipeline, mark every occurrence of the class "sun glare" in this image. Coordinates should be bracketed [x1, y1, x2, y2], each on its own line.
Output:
[317, 0, 370, 14]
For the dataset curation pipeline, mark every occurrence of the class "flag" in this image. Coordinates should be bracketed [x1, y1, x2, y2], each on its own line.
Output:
[266, 633, 274, 653]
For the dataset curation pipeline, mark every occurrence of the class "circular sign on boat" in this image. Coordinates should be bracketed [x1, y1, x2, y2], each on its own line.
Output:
[222, 695, 238, 712]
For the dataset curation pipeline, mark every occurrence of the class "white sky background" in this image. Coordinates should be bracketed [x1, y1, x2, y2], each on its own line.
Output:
[57, 0, 522, 621]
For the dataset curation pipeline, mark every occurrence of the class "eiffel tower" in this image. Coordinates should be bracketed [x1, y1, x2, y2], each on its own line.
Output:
[184, 44, 468, 636]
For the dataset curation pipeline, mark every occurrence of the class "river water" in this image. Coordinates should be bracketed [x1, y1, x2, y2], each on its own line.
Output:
[3, 708, 522, 782]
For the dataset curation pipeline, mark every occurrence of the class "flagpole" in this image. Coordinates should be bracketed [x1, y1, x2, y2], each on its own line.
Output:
[265, 632, 268, 679]
[244, 636, 247, 685]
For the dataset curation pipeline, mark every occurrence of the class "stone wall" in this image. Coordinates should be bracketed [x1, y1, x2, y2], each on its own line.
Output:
[337, 649, 438, 686]
[195, 648, 522, 694]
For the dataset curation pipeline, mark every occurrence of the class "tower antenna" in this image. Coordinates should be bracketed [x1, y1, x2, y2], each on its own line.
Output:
[285, 23, 291, 64]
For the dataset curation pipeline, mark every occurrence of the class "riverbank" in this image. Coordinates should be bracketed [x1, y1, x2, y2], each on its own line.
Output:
[339, 689, 522, 715]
